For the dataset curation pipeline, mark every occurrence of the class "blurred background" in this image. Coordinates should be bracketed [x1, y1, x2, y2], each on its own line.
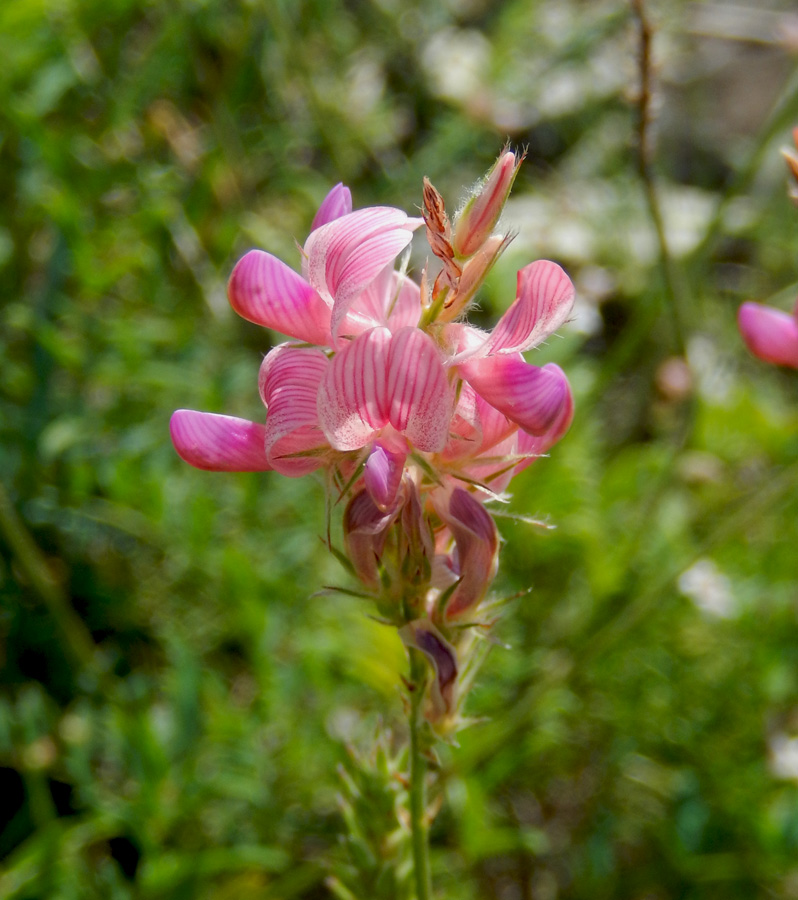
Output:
[2, 0, 798, 897]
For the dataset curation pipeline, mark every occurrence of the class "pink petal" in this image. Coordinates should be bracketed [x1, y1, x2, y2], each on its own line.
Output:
[344, 489, 398, 589]
[460, 356, 572, 435]
[386, 327, 452, 452]
[317, 328, 391, 451]
[344, 268, 422, 336]
[738, 302, 798, 369]
[364, 440, 408, 511]
[401, 620, 458, 719]
[228, 250, 331, 345]
[170, 410, 271, 471]
[440, 487, 499, 621]
[482, 260, 575, 355]
[310, 183, 353, 231]
[259, 345, 330, 475]
[303, 207, 422, 342]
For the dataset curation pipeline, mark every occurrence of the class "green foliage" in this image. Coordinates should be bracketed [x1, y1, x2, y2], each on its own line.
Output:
[2, 0, 798, 897]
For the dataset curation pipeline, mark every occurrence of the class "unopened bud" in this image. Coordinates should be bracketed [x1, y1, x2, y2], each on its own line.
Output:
[452, 150, 521, 259]
[439, 234, 511, 322]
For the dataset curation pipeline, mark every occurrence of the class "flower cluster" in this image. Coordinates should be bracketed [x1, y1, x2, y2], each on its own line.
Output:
[738, 128, 798, 370]
[171, 152, 575, 731]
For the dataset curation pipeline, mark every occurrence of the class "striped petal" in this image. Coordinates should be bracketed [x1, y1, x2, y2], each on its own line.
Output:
[386, 327, 452, 452]
[482, 260, 575, 355]
[310, 183, 353, 231]
[317, 328, 391, 451]
[738, 301, 798, 369]
[460, 356, 572, 435]
[259, 345, 330, 475]
[228, 250, 331, 345]
[170, 410, 271, 471]
[303, 207, 422, 342]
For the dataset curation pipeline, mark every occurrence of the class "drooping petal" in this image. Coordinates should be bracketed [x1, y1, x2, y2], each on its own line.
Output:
[343, 489, 398, 589]
[317, 327, 391, 451]
[259, 345, 330, 475]
[228, 250, 331, 345]
[738, 301, 798, 369]
[386, 326, 452, 452]
[303, 207, 422, 342]
[310, 183, 353, 231]
[438, 487, 499, 621]
[459, 355, 571, 436]
[481, 260, 575, 355]
[364, 440, 408, 511]
[170, 410, 271, 472]
[400, 620, 458, 720]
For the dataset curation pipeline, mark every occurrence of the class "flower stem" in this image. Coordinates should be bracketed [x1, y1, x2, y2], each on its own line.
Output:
[408, 648, 433, 900]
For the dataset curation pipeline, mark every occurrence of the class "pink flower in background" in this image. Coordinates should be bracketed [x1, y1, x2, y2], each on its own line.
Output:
[738, 300, 798, 369]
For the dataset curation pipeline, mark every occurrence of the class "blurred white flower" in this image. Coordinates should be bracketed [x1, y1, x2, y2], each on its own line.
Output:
[769, 732, 798, 781]
[677, 558, 735, 618]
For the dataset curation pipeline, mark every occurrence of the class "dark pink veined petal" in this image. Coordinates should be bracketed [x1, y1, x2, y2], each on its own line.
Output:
[310, 183, 353, 231]
[482, 260, 575, 355]
[738, 301, 798, 369]
[364, 440, 408, 511]
[440, 487, 499, 621]
[259, 345, 330, 476]
[386, 327, 452, 452]
[170, 410, 271, 471]
[303, 207, 422, 342]
[317, 327, 392, 451]
[228, 250, 331, 345]
[459, 355, 572, 435]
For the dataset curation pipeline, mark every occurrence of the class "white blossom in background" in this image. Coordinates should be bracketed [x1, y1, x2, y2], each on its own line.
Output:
[677, 558, 735, 619]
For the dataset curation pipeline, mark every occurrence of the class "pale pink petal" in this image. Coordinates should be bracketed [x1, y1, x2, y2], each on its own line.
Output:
[386, 327, 452, 452]
[303, 207, 422, 342]
[460, 355, 571, 435]
[441, 382, 482, 461]
[452, 150, 520, 259]
[317, 328, 391, 451]
[259, 345, 330, 475]
[228, 250, 331, 345]
[481, 260, 575, 355]
[364, 440, 408, 511]
[738, 302, 798, 369]
[310, 183, 353, 231]
[386, 273, 423, 331]
[170, 410, 271, 471]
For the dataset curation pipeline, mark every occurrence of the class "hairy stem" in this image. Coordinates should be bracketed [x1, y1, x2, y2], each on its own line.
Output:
[408, 648, 433, 900]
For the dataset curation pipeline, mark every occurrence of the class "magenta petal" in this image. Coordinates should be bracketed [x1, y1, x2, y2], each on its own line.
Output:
[170, 410, 271, 471]
[401, 620, 458, 719]
[441, 488, 499, 621]
[344, 489, 398, 588]
[259, 345, 330, 475]
[317, 328, 391, 451]
[386, 327, 451, 452]
[738, 302, 798, 369]
[364, 441, 407, 511]
[460, 355, 571, 435]
[228, 250, 331, 345]
[483, 260, 575, 355]
[310, 183, 353, 231]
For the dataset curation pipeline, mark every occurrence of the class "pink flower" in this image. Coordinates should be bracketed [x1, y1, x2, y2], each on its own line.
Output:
[738, 300, 798, 369]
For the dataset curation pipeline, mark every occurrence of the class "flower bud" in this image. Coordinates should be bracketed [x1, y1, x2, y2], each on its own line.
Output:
[452, 150, 521, 260]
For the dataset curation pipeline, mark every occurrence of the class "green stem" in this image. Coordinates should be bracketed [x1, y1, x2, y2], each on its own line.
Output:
[408, 648, 432, 900]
